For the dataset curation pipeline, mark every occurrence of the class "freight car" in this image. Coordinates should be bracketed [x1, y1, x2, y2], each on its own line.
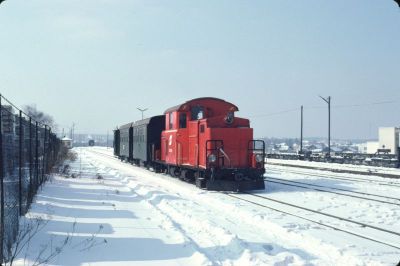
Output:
[114, 97, 265, 191]
[118, 122, 133, 161]
[132, 115, 165, 168]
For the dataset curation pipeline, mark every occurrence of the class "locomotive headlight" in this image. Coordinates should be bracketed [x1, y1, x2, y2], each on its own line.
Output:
[208, 154, 217, 163]
[255, 154, 264, 163]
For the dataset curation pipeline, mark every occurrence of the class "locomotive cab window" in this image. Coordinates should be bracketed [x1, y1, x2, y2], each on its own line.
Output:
[169, 112, 174, 129]
[191, 106, 204, 120]
[179, 113, 187, 128]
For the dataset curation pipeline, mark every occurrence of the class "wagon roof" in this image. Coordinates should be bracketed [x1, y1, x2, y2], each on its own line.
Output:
[164, 97, 239, 114]
[134, 115, 165, 126]
[119, 122, 134, 130]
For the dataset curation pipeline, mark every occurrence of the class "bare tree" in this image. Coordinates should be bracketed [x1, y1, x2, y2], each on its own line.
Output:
[23, 105, 57, 131]
[6, 215, 106, 266]
[6, 216, 76, 266]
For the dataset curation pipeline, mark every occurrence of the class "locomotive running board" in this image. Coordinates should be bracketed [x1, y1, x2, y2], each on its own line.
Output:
[205, 179, 265, 192]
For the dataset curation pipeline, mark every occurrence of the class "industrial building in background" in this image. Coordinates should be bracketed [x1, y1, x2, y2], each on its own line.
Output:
[359, 127, 400, 155]
[378, 127, 399, 155]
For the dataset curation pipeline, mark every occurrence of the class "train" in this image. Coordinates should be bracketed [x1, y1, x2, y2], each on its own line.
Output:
[113, 97, 266, 191]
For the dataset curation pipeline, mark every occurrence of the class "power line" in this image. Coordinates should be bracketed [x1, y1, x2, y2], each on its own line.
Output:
[249, 107, 300, 118]
[250, 99, 398, 119]
[306, 100, 398, 110]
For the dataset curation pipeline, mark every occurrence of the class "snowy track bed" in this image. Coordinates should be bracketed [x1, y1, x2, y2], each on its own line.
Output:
[13, 147, 400, 265]
[267, 159, 400, 179]
[228, 192, 400, 249]
[265, 176, 400, 205]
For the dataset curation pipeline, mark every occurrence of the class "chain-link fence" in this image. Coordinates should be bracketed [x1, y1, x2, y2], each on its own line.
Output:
[0, 94, 61, 264]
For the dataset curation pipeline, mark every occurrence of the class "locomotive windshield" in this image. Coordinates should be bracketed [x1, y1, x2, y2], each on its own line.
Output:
[191, 106, 204, 120]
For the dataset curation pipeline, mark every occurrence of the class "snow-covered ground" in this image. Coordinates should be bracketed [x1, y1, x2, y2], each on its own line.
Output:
[12, 147, 400, 266]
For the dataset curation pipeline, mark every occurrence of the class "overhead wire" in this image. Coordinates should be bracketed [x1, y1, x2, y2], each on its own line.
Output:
[249, 99, 399, 119]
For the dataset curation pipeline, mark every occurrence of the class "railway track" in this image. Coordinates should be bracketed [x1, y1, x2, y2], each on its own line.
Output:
[265, 176, 400, 206]
[267, 167, 400, 188]
[84, 149, 116, 159]
[91, 149, 400, 204]
[267, 161, 400, 179]
[226, 192, 400, 251]
[90, 148, 400, 188]
[86, 149, 400, 251]
[90, 149, 400, 205]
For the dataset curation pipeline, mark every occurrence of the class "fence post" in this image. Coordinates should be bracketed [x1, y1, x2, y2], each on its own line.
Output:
[0, 96, 4, 265]
[42, 126, 46, 182]
[48, 128, 52, 170]
[19, 111, 23, 215]
[28, 118, 32, 204]
[35, 122, 39, 189]
[48, 128, 51, 173]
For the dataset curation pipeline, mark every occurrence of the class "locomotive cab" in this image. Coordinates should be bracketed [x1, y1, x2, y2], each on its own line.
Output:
[161, 97, 265, 191]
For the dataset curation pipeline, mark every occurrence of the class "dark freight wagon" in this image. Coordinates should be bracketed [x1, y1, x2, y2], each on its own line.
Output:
[113, 129, 120, 156]
[119, 122, 133, 160]
[132, 115, 165, 167]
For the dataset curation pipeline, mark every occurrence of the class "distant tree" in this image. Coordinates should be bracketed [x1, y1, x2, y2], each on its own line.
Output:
[23, 104, 57, 130]
[0, 0, 6, 5]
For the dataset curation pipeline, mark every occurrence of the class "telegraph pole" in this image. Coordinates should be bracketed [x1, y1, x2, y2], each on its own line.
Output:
[319, 96, 331, 158]
[137, 108, 148, 120]
[72, 122, 75, 143]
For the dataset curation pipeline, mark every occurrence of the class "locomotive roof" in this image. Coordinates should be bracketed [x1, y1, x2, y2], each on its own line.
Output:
[164, 97, 239, 114]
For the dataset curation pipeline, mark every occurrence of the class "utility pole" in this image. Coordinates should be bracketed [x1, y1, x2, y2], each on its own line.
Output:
[72, 122, 75, 143]
[300, 105, 303, 154]
[319, 96, 331, 158]
[137, 108, 148, 120]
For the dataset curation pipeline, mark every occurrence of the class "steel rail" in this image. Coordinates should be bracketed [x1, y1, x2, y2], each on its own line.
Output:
[265, 176, 400, 205]
[226, 193, 400, 251]
[86, 149, 400, 251]
[268, 167, 400, 188]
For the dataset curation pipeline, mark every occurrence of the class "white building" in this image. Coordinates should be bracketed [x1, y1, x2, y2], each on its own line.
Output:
[366, 141, 380, 154]
[378, 127, 399, 155]
[62, 137, 73, 149]
[356, 141, 379, 154]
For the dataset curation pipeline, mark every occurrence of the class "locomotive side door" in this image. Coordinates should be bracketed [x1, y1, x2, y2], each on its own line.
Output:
[162, 111, 178, 165]
[176, 112, 189, 165]
[188, 120, 199, 167]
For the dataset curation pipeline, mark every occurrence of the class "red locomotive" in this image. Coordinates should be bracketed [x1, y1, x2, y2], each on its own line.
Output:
[114, 97, 265, 191]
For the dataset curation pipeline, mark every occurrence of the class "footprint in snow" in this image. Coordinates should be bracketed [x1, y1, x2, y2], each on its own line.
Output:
[263, 244, 274, 252]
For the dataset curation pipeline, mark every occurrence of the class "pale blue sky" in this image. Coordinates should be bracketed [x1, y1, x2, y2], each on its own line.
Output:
[1, 0, 399, 139]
